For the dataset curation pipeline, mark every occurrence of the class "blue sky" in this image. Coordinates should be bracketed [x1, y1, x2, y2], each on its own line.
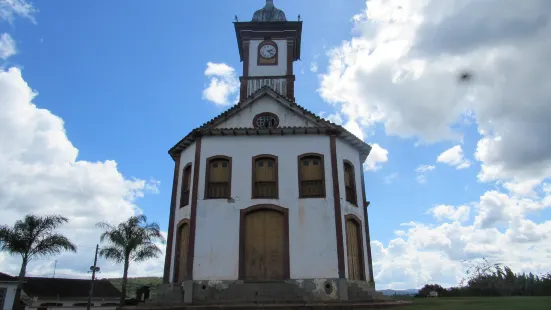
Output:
[1, 0, 551, 289]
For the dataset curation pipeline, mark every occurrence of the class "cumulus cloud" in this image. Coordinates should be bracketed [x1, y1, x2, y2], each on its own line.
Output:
[318, 0, 551, 183]
[415, 164, 435, 184]
[374, 190, 551, 289]
[428, 205, 470, 222]
[202, 62, 239, 105]
[364, 143, 388, 171]
[318, 1, 551, 287]
[437, 145, 471, 169]
[0, 33, 16, 60]
[0, 67, 163, 278]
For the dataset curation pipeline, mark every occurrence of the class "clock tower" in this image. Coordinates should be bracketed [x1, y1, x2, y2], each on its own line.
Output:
[234, 0, 302, 102]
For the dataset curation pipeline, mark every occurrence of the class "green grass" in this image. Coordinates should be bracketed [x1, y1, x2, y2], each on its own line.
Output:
[396, 296, 551, 310]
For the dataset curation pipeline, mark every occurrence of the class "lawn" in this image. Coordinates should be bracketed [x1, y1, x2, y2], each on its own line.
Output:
[396, 296, 551, 310]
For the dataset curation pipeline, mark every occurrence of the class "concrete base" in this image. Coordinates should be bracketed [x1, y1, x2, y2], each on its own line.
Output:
[147, 279, 384, 306]
[130, 300, 412, 309]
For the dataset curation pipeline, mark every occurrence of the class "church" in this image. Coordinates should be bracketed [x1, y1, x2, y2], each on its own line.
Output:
[159, 0, 380, 305]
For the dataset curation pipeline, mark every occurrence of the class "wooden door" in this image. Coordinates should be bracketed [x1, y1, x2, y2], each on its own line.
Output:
[177, 223, 189, 282]
[346, 219, 362, 280]
[243, 210, 285, 280]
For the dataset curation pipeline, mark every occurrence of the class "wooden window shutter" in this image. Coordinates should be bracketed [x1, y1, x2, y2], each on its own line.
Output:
[206, 157, 231, 199]
[253, 157, 277, 199]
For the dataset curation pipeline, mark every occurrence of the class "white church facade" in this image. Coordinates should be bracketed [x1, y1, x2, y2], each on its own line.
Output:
[159, 1, 378, 304]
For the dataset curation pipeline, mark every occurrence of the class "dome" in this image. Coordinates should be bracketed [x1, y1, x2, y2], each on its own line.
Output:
[251, 0, 287, 22]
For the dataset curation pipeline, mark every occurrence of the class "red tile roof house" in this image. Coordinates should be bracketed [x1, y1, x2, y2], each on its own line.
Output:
[0, 273, 121, 310]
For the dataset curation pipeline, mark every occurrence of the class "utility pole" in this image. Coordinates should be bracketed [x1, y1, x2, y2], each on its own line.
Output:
[87, 245, 100, 310]
[53, 260, 57, 278]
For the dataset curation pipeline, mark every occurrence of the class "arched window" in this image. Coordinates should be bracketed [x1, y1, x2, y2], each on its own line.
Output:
[180, 164, 192, 207]
[298, 154, 325, 198]
[343, 161, 357, 205]
[252, 155, 278, 198]
[205, 156, 232, 199]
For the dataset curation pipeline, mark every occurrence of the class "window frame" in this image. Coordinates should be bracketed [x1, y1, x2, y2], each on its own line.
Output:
[204, 155, 232, 199]
[251, 154, 279, 199]
[252, 112, 279, 129]
[297, 153, 326, 198]
[343, 160, 358, 206]
[180, 163, 192, 207]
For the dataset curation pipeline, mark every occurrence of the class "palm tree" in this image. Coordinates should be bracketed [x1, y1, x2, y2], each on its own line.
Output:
[0, 214, 77, 310]
[96, 215, 165, 306]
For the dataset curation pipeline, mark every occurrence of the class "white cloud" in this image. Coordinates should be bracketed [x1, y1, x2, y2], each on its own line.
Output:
[373, 189, 551, 289]
[202, 62, 239, 106]
[415, 164, 435, 184]
[503, 178, 543, 198]
[0, 0, 36, 23]
[0, 67, 163, 278]
[0, 33, 16, 60]
[318, 0, 551, 183]
[428, 205, 470, 222]
[364, 143, 388, 171]
[437, 145, 471, 169]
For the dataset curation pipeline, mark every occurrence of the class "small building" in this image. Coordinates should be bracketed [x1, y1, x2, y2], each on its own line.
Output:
[428, 291, 438, 298]
[20, 277, 121, 307]
[0, 273, 18, 310]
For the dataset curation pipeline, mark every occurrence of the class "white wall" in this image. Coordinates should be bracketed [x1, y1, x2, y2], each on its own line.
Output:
[168, 142, 196, 282]
[248, 40, 288, 77]
[336, 139, 371, 281]
[1, 283, 16, 310]
[192, 135, 339, 280]
[214, 95, 314, 129]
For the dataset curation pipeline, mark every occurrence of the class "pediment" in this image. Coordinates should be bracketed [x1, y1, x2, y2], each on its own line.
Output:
[208, 87, 331, 130]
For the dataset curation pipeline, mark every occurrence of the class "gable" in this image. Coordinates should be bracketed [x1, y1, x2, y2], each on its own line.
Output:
[214, 94, 316, 129]
[169, 87, 372, 160]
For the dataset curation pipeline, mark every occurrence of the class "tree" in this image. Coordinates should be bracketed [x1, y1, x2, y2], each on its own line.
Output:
[0, 214, 77, 310]
[96, 215, 165, 306]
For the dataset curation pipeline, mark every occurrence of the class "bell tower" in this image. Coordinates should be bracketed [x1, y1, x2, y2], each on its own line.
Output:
[234, 0, 302, 102]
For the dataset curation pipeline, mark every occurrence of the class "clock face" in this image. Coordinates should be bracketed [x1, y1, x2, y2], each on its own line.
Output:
[260, 44, 277, 59]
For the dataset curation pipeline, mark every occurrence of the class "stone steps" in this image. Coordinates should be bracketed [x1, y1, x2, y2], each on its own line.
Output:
[124, 300, 412, 310]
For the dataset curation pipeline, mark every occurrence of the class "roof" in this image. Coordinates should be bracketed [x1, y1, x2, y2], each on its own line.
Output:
[233, 21, 302, 61]
[22, 277, 121, 298]
[0, 272, 17, 282]
[169, 86, 372, 161]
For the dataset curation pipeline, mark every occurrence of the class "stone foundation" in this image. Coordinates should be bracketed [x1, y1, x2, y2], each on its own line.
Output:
[149, 279, 382, 306]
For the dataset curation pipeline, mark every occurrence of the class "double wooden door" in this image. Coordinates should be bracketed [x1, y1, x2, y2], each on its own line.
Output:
[243, 210, 285, 280]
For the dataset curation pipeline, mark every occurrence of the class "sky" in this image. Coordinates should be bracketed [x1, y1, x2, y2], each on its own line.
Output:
[1, 0, 551, 290]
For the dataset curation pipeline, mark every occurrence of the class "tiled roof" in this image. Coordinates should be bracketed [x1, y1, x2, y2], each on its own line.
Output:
[0, 272, 17, 281]
[168, 86, 372, 159]
[22, 277, 121, 298]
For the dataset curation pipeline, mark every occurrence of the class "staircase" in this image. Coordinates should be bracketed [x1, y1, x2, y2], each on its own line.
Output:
[348, 281, 388, 301]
